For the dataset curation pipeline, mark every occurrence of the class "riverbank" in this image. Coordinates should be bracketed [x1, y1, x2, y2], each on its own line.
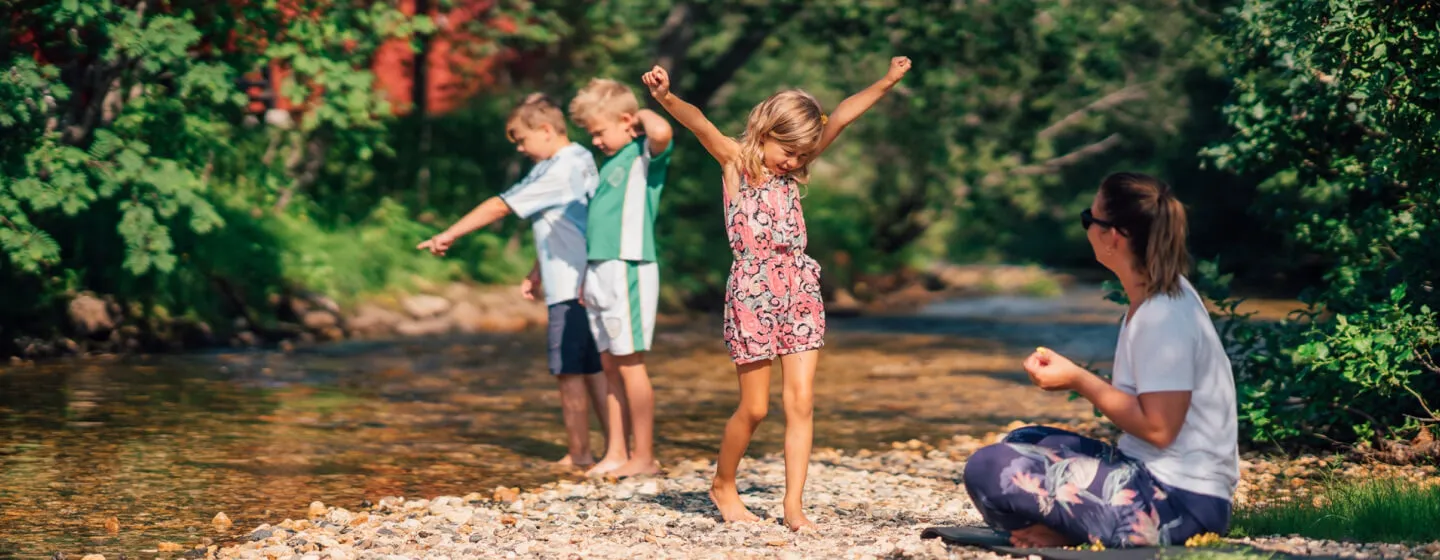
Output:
[194, 426, 1440, 560]
[6, 263, 1070, 363]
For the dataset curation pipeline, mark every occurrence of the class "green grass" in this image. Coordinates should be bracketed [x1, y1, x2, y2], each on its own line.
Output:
[1230, 477, 1440, 543]
[1018, 275, 1064, 298]
[1165, 552, 1275, 560]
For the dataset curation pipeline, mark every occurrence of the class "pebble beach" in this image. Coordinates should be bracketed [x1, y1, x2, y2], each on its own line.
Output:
[186, 429, 1440, 560]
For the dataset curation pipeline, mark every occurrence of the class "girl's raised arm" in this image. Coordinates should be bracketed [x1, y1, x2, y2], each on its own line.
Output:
[805, 56, 912, 163]
[643, 66, 739, 166]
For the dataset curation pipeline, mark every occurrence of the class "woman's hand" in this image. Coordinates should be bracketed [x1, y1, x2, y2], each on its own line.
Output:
[1023, 347, 1084, 392]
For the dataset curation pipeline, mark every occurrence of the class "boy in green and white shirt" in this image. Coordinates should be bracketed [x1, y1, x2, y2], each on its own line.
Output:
[569, 78, 673, 478]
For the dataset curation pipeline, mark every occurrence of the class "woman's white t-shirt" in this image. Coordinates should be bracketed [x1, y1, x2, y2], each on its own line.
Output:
[1112, 276, 1240, 501]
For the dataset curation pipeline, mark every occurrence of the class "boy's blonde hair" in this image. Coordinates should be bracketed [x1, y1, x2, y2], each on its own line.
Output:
[568, 78, 640, 126]
[506, 93, 568, 141]
[736, 89, 825, 184]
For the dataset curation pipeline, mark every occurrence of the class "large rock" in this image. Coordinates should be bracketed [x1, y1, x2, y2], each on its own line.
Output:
[472, 289, 546, 327]
[174, 319, 215, 349]
[348, 304, 405, 337]
[68, 293, 115, 337]
[442, 282, 473, 302]
[301, 310, 339, 330]
[447, 301, 487, 333]
[473, 314, 529, 333]
[394, 317, 453, 337]
[401, 295, 451, 319]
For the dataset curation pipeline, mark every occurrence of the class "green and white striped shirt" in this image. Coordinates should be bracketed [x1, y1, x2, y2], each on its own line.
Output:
[587, 136, 673, 262]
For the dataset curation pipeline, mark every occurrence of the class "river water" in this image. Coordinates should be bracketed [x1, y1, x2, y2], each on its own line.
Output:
[0, 287, 1134, 558]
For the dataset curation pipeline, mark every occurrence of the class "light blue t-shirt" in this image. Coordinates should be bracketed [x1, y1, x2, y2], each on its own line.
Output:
[499, 143, 598, 306]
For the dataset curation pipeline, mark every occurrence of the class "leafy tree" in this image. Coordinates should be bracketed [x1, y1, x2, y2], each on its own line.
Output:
[1204, 0, 1440, 445]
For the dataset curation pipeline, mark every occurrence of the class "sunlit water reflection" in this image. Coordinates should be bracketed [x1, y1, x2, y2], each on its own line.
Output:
[0, 288, 1139, 558]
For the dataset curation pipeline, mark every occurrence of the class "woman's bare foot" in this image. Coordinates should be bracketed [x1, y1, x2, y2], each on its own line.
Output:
[709, 481, 761, 523]
[782, 508, 816, 532]
[1009, 524, 1072, 548]
[609, 457, 661, 478]
[585, 456, 627, 477]
[555, 454, 595, 468]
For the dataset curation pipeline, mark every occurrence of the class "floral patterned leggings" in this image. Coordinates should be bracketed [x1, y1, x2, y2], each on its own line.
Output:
[962, 426, 1231, 547]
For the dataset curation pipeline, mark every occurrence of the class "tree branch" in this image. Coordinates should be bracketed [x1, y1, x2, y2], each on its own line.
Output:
[200, 152, 216, 188]
[684, 27, 771, 110]
[653, 2, 696, 83]
[646, 2, 697, 112]
[1037, 85, 1148, 141]
[274, 133, 328, 211]
[682, 3, 804, 109]
[63, 0, 147, 146]
[1012, 133, 1125, 176]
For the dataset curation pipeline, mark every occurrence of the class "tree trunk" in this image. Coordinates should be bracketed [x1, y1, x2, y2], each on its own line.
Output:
[413, 0, 432, 209]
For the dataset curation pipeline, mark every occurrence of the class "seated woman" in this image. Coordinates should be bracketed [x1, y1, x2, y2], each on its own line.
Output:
[962, 172, 1238, 548]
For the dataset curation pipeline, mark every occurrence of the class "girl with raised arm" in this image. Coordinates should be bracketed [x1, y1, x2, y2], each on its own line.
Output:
[642, 57, 912, 530]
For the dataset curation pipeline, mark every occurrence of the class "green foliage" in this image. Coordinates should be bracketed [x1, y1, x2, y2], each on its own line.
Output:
[271, 198, 528, 302]
[1231, 477, 1440, 544]
[514, 0, 1262, 306]
[805, 0, 1245, 270]
[1285, 287, 1440, 442]
[0, 2, 234, 276]
[1204, 1, 1440, 445]
[0, 0, 506, 346]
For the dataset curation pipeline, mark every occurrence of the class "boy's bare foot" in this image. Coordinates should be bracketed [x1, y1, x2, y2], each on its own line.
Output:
[609, 458, 661, 478]
[709, 481, 761, 523]
[555, 454, 595, 468]
[585, 456, 627, 477]
[1009, 524, 1071, 548]
[783, 510, 816, 532]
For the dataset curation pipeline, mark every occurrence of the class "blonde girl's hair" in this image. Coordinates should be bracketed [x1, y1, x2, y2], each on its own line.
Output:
[1098, 172, 1191, 300]
[735, 89, 825, 185]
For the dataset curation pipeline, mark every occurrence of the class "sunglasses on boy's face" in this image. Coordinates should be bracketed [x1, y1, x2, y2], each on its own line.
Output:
[1080, 208, 1117, 231]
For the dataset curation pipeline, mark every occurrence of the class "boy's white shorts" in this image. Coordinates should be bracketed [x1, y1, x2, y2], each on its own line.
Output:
[582, 259, 659, 356]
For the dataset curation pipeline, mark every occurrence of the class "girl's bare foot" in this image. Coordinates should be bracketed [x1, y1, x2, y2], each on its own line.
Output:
[782, 509, 816, 532]
[585, 456, 627, 477]
[1009, 524, 1071, 548]
[610, 457, 661, 478]
[555, 454, 595, 468]
[709, 481, 761, 523]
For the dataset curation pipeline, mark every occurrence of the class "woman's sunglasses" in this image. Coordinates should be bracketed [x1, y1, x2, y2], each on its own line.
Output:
[1080, 208, 1117, 231]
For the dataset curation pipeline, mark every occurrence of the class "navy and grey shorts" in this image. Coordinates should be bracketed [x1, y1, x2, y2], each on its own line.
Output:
[548, 299, 603, 375]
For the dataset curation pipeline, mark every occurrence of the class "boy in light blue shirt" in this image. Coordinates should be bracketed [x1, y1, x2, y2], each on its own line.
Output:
[418, 93, 607, 468]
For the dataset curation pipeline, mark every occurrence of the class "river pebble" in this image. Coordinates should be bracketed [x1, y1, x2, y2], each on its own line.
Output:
[207, 446, 1010, 560]
[198, 433, 1438, 560]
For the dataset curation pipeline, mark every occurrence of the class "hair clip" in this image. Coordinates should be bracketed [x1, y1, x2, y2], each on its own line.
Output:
[820, 114, 829, 125]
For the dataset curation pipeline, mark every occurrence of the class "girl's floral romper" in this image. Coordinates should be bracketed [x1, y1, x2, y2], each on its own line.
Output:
[722, 171, 826, 364]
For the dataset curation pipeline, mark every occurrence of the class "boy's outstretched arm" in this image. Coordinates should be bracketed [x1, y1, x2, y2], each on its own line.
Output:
[634, 109, 674, 157]
[417, 197, 511, 256]
[808, 56, 912, 161]
[643, 65, 738, 165]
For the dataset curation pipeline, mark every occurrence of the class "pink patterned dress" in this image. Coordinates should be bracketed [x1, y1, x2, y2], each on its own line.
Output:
[723, 171, 826, 364]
